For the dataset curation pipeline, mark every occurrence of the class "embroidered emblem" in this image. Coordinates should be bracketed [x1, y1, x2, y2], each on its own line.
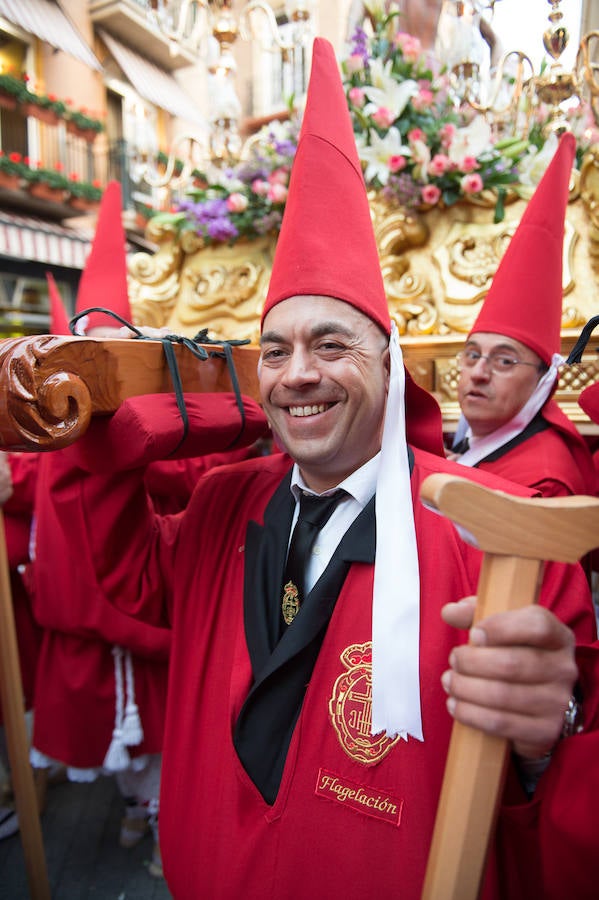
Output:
[329, 642, 400, 764]
[282, 580, 300, 625]
[315, 768, 403, 827]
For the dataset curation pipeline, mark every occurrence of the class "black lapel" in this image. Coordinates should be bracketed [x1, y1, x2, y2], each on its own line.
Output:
[243, 471, 294, 676]
[475, 412, 549, 465]
[244, 497, 375, 698]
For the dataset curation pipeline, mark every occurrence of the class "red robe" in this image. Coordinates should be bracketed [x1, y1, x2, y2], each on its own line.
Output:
[474, 399, 597, 498]
[41, 411, 597, 900]
[31, 442, 263, 769]
[1, 453, 40, 718]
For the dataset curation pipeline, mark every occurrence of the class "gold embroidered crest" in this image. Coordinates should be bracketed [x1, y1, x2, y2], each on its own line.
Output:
[329, 642, 401, 764]
[282, 579, 300, 625]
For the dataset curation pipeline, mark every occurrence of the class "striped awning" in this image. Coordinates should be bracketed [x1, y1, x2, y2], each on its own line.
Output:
[0, 0, 102, 71]
[101, 30, 206, 127]
[0, 212, 93, 269]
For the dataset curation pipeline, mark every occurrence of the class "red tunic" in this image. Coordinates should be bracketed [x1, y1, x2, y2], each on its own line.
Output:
[44, 425, 597, 900]
[474, 400, 597, 498]
[31, 450, 257, 769]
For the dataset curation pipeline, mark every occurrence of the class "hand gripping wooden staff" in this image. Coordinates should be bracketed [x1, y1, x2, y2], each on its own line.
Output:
[419, 473, 599, 900]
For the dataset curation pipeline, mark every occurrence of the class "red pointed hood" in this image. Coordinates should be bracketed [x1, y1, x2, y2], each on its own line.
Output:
[46, 272, 71, 335]
[261, 37, 390, 335]
[76, 181, 132, 330]
[469, 133, 576, 366]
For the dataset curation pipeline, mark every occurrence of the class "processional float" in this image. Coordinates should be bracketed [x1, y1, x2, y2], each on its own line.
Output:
[0, 333, 597, 900]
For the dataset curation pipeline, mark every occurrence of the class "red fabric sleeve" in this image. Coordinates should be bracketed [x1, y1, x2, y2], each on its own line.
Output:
[73, 393, 268, 472]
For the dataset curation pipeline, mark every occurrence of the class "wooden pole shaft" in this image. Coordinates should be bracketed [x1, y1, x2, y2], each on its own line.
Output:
[421, 552, 543, 900]
[0, 511, 50, 900]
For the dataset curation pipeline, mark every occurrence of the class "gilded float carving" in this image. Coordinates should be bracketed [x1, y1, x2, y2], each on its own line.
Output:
[127, 154, 599, 430]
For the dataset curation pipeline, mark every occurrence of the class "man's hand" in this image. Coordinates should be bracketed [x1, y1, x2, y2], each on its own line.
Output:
[441, 597, 578, 759]
[0, 452, 13, 505]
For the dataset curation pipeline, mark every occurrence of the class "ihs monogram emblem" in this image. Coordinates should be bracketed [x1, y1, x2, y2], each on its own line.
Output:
[329, 642, 401, 764]
[282, 580, 300, 625]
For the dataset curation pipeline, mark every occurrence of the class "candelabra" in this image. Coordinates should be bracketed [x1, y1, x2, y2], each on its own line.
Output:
[435, 0, 599, 137]
[147, 0, 313, 169]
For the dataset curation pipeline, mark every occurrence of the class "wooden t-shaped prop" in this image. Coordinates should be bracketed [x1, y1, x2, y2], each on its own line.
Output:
[419, 473, 599, 900]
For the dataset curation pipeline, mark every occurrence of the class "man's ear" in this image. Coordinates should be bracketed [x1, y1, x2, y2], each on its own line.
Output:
[383, 345, 391, 389]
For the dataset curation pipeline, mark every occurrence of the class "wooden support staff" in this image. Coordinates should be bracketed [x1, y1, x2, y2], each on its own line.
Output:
[0, 510, 50, 900]
[420, 473, 599, 900]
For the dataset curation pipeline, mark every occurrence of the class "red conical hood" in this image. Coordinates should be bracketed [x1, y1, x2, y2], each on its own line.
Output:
[76, 181, 132, 330]
[46, 272, 70, 335]
[261, 37, 390, 335]
[469, 132, 576, 365]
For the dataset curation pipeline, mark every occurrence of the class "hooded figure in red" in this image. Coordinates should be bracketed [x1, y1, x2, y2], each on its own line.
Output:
[452, 132, 596, 498]
[32, 183, 266, 875]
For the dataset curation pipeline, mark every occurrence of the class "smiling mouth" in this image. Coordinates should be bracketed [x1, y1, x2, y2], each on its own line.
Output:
[288, 403, 332, 417]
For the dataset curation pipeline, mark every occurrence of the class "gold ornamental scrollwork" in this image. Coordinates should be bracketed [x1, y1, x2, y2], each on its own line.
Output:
[129, 220, 184, 329]
[167, 235, 276, 342]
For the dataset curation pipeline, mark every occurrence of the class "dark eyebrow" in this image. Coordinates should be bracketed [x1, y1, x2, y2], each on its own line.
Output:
[260, 320, 357, 346]
[465, 340, 522, 357]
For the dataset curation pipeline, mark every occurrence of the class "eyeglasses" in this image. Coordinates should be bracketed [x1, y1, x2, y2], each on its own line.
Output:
[456, 349, 542, 376]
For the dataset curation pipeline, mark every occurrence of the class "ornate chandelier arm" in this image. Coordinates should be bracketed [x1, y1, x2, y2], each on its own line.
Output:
[239, 1, 292, 53]
[465, 49, 535, 119]
[576, 31, 599, 125]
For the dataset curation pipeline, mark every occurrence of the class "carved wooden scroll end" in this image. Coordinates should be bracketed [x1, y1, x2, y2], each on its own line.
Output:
[0, 336, 93, 451]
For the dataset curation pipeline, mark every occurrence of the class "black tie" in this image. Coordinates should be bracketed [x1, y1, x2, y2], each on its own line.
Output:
[281, 491, 345, 627]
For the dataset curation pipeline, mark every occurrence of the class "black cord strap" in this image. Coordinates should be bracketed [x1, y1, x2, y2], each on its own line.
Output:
[565, 315, 599, 365]
[69, 309, 253, 455]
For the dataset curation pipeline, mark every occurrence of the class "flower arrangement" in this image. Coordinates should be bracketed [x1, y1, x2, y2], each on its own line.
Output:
[24, 162, 70, 191]
[24, 89, 67, 117]
[155, 116, 299, 246]
[65, 173, 103, 201]
[343, 2, 595, 219]
[343, 3, 530, 217]
[0, 71, 29, 102]
[0, 150, 29, 178]
[65, 106, 104, 135]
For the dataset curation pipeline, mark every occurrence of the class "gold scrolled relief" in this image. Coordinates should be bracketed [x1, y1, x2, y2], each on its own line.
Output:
[381, 254, 442, 335]
[166, 236, 276, 341]
[580, 145, 599, 258]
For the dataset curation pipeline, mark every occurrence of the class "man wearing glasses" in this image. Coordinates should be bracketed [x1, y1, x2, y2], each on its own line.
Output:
[450, 133, 596, 499]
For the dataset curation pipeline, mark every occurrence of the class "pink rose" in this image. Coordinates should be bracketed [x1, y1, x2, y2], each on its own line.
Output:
[396, 32, 422, 62]
[428, 153, 451, 176]
[460, 173, 484, 194]
[459, 155, 478, 173]
[439, 123, 456, 149]
[267, 182, 288, 204]
[251, 179, 270, 197]
[348, 86, 366, 108]
[407, 128, 425, 144]
[389, 155, 407, 173]
[345, 54, 365, 74]
[421, 184, 441, 206]
[268, 167, 288, 186]
[226, 192, 248, 213]
[372, 106, 395, 129]
[412, 89, 434, 111]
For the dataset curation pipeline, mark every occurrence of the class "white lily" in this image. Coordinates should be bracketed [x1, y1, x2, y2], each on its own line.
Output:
[447, 116, 492, 165]
[363, 0, 387, 17]
[364, 57, 419, 120]
[358, 127, 410, 185]
[518, 132, 559, 187]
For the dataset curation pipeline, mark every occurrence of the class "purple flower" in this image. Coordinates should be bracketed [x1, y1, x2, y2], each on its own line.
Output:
[206, 218, 239, 241]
